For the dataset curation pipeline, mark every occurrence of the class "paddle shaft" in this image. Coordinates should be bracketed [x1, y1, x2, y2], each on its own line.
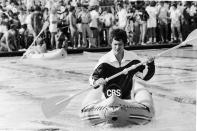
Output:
[56, 87, 92, 105]
[156, 38, 192, 58]
[42, 29, 197, 118]
[53, 31, 197, 106]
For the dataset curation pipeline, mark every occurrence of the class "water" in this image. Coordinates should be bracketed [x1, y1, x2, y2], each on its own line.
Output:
[0, 47, 196, 131]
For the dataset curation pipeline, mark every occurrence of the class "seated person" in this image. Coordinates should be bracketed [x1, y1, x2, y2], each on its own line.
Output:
[0, 24, 17, 52]
[26, 36, 47, 54]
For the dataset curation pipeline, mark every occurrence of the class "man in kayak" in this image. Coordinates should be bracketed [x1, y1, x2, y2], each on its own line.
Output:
[84, 28, 155, 114]
[25, 35, 47, 55]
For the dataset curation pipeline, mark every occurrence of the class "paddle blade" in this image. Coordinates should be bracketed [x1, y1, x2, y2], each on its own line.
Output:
[41, 95, 70, 118]
[185, 29, 197, 45]
[41, 87, 93, 118]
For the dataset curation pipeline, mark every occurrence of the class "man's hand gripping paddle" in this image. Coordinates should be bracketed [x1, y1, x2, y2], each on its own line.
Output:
[41, 29, 197, 118]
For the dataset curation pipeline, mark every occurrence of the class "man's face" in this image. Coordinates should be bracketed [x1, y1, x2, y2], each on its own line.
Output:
[111, 39, 124, 55]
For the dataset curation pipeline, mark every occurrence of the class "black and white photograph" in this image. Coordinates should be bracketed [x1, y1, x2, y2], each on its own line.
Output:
[0, 0, 196, 130]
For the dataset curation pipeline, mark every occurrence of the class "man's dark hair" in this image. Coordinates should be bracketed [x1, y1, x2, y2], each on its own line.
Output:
[110, 29, 127, 45]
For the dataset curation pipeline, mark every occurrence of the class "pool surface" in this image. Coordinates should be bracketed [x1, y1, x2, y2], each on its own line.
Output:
[0, 47, 196, 131]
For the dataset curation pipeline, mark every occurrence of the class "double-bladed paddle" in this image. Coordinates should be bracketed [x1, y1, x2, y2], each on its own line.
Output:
[42, 29, 197, 118]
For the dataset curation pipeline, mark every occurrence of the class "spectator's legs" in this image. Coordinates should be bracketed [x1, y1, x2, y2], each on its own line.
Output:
[140, 21, 147, 45]
[108, 27, 113, 46]
[171, 24, 175, 42]
[176, 25, 182, 42]
[50, 32, 56, 49]
[86, 24, 94, 48]
[70, 28, 78, 48]
[82, 24, 88, 47]
[90, 28, 98, 48]
[152, 27, 156, 43]
[159, 23, 168, 43]
[165, 24, 169, 43]
[147, 27, 152, 44]
[159, 23, 164, 43]
[105, 27, 112, 47]
[97, 29, 100, 47]
[78, 32, 82, 48]
[73, 31, 78, 48]
[139, 23, 143, 45]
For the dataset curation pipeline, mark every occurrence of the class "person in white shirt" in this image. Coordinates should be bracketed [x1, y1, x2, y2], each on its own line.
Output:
[146, 1, 158, 43]
[18, 7, 27, 26]
[117, 3, 127, 30]
[89, 5, 100, 48]
[78, 4, 93, 48]
[169, 3, 182, 42]
[103, 8, 114, 46]
[158, 1, 169, 43]
[49, 7, 59, 49]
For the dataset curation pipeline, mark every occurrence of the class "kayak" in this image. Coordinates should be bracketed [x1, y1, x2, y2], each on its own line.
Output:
[26, 48, 67, 59]
[80, 82, 154, 127]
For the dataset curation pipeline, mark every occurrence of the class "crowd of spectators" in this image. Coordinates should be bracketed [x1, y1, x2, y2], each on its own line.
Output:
[0, 0, 197, 52]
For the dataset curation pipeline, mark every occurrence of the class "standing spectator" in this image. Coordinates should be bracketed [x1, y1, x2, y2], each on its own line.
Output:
[55, 22, 68, 49]
[75, 5, 82, 48]
[25, 8, 34, 47]
[158, 1, 169, 43]
[18, 7, 27, 26]
[189, 2, 197, 32]
[117, 3, 127, 30]
[103, 7, 114, 46]
[68, 6, 78, 48]
[133, 6, 141, 45]
[126, 7, 135, 45]
[30, 6, 43, 39]
[139, 6, 149, 45]
[42, 7, 51, 50]
[49, 7, 58, 49]
[89, 5, 100, 48]
[182, 2, 192, 41]
[59, 8, 69, 43]
[78, 4, 93, 48]
[169, 3, 182, 42]
[146, 1, 158, 44]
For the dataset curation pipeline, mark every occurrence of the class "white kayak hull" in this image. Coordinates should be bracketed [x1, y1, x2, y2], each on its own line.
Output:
[81, 94, 154, 127]
[26, 48, 67, 59]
